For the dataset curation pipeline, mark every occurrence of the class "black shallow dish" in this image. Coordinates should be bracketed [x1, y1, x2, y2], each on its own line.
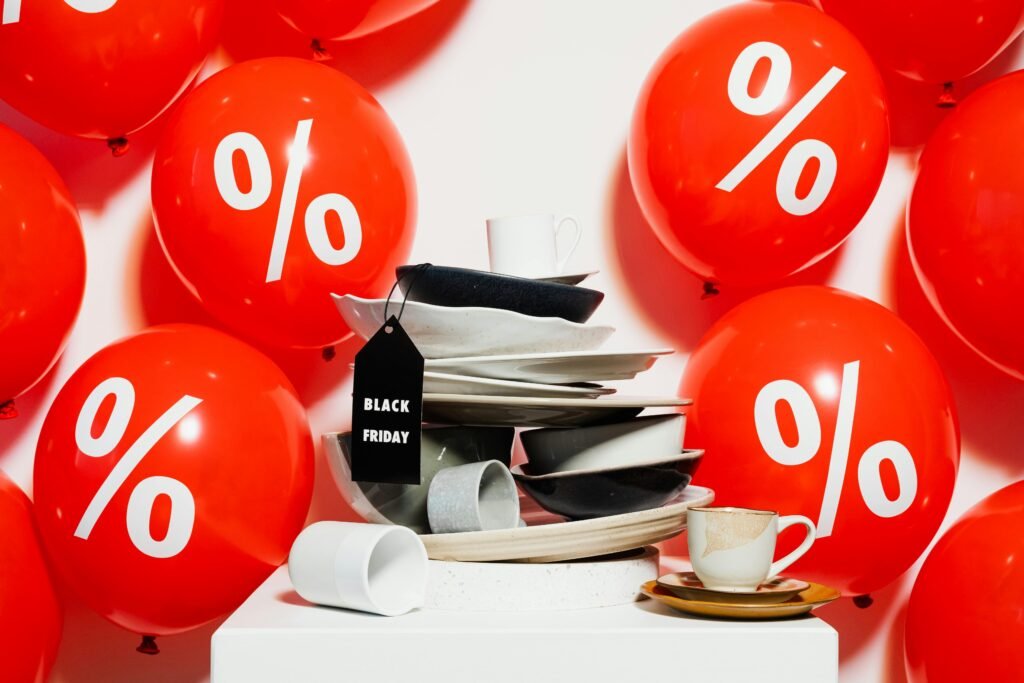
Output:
[512, 450, 704, 520]
[396, 264, 604, 323]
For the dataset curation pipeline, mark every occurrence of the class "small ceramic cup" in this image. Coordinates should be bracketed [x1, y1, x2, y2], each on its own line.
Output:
[687, 507, 816, 592]
[288, 522, 428, 616]
[427, 460, 520, 533]
[486, 213, 581, 278]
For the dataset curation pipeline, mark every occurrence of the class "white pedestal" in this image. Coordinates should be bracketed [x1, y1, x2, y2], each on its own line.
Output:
[212, 567, 838, 683]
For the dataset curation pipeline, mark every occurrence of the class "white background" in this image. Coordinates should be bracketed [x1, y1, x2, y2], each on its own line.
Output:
[2, 1, 1023, 681]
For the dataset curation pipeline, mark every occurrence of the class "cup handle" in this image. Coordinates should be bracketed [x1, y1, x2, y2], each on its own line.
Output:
[554, 216, 582, 274]
[767, 515, 816, 580]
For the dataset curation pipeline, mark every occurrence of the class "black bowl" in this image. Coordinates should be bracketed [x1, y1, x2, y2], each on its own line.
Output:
[512, 450, 703, 520]
[396, 264, 604, 323]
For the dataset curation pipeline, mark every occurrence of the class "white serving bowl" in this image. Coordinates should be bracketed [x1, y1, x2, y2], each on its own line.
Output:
[519, 414, 685, 474]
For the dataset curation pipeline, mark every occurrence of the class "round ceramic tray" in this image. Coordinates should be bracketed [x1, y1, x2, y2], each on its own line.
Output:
[426, 547, 659, 611]
[420, 486, 713, 562]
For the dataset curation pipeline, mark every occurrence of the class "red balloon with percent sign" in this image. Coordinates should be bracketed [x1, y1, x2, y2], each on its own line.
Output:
[628, 2, 889, 288]
[273, 0, 438, 43]
[33, 324, 314, 638]
[679, 286, 959, 596]
[152, 57, 416, 348]
[0, 0, 223, 147]
[0, 123, 86, 415]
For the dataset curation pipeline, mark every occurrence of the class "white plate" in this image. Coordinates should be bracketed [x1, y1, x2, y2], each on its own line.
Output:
[424, 348, 674, 384]
[423, 372, 614, 398]
[332, 295, 615, 359]
[421, 486, 714, 562]
[534, 270, 599, 286]
[421, 394, 690, 427]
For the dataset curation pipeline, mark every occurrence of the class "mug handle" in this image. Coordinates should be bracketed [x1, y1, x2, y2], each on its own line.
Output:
[767, 515, 816, 580]
[554, 216, 582, 273]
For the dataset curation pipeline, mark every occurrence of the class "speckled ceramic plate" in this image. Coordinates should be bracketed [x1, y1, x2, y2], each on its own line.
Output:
[424, 349, 672, 384]
[422, 372, 614, 398]
[421, 394, 690, 427]
[420, 485, 713, 562]
[640, 580, 840, 619]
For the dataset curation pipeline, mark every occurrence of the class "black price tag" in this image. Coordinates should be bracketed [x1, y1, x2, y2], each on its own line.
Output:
[350, 316, 424, 485]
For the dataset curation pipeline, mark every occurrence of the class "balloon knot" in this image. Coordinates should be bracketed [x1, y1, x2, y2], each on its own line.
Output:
[701, 281, 720, 299]
[107, 137, 130, 157]
[0, 400, 17, 420]
[852, 594, 873, 609]
[937, 82, 957, 109]
[137, 635, 159, 655]
[311, 39, 331, 61]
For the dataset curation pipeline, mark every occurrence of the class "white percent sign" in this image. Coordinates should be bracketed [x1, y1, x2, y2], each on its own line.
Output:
[73, 377, 202, 559]
[214, 118, 363, 283]
[2, 0, 116, 25]
[753, 361, 918, 538]
[716, 41, 846, 217]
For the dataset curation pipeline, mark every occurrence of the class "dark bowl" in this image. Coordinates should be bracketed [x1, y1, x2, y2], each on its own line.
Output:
[512, 450, 703, 520]
[396, 264, 604, 323]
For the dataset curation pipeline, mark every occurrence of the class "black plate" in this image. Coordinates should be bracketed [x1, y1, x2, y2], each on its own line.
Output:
[512, 451, 703, 520]
[396, 265, 604, 323]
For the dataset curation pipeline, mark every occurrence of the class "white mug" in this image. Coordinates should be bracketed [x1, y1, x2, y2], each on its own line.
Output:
[288, 522, 428, 616]
[687, 507, 816, 592]
[486, 213, 582, 278]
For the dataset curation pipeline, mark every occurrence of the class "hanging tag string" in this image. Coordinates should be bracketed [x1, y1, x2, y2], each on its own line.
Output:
[383, 263, 433, 331]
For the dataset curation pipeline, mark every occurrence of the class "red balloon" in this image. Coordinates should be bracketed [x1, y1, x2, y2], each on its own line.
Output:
[152, 57, 416, 349]
[0, 124, 85, 411]
[629, 2, 889, 288]
[908, 71, 1024, 380]
[0, 0, 223, 145]
[33, 324, 314, 636]
[680, 286, 959, 595]
[0, 472, 62, 683]
[817, 0, 1024, 84]
[904, 481, 1024, 682]
[273, 0, 439, 42]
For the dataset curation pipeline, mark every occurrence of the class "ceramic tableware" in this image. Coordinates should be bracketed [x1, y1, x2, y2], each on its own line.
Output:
[421, 485, 714, 562]
[487, 213, 582, 278]
[657, 572, 809, 605]
[640, 580, 840, 620]
[332, 294, 614, 359]
[288, 522, 428, 617]
[427, 460, 520, 533]
[421, 394, 690, 428]
[511, 450, 703, 520]
[396, 264, 604, 323]
[324, 427, 514, 534]
[687, 507, 816, 592]
[422, 372, 614, 399]
[424, 349, 673, 384]
[520, 414, 685, 474]
[535, 270, 598, 286]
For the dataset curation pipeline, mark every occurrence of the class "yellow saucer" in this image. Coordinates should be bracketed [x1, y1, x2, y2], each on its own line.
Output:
[640, 580, 840, 619]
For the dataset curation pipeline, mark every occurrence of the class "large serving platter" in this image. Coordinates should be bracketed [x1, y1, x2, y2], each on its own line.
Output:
[333, 294, 614, 359]
[420, 486, 713, 562]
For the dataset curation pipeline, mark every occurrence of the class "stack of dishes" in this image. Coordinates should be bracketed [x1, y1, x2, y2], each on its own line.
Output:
[328, 263, 711, 562]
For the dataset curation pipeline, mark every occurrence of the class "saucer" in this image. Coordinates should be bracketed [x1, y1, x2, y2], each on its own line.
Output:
[640, 581, 840, 619]
[656, 572, 809, 604]
[535, 270, 599, 286]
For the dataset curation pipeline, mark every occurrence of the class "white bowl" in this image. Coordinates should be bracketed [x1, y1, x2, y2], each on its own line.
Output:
[519, 414, 686, 474]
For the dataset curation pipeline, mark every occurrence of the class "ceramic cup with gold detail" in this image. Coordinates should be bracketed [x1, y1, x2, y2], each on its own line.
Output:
[686, 507, 816, 592]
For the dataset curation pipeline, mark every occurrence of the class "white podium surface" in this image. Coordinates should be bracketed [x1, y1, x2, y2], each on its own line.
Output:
[212, 567, 838, 683]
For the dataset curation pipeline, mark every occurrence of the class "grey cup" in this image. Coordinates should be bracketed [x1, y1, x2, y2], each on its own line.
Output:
[427, 460, 520, 533]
